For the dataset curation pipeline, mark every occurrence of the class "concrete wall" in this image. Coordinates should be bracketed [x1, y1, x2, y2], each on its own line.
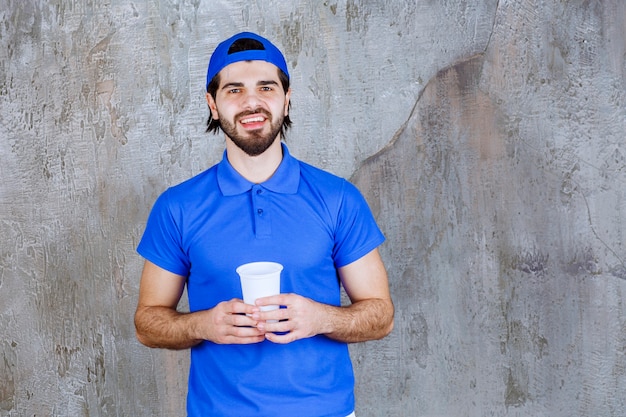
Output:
[1, 1, 624, 416]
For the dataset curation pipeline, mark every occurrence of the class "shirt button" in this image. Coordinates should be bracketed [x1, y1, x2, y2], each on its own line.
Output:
[257, 209, 263, 215]
[256, 189, 263, 194]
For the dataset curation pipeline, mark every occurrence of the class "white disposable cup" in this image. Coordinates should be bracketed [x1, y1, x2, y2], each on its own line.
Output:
[236, 262, 283, 315]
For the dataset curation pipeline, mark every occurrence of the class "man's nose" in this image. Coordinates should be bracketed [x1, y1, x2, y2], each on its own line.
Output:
[241, 90, 262, 109]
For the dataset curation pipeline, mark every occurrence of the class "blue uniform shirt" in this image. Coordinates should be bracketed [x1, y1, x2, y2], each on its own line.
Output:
[138, 144, 385, 417]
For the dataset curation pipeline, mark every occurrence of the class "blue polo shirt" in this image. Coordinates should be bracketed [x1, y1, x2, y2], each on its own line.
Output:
[137, 144, 385, 417]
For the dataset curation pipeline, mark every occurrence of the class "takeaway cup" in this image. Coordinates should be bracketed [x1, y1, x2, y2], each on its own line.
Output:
[236, 262, 283, 314]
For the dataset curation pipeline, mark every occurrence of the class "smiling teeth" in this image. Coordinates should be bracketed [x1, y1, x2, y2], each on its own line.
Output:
[241, 116, 265, 124]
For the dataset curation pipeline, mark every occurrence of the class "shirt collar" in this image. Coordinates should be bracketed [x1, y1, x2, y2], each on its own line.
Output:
[217, 143, 300, 196]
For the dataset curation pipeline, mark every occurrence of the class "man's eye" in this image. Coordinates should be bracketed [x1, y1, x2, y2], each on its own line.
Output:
[228, 88, 241, 94]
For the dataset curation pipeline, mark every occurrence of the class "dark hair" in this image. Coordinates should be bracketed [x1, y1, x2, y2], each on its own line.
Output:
[206, 38, 292, 137]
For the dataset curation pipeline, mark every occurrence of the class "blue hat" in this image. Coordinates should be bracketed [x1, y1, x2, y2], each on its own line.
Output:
[206, 32, 290, 90]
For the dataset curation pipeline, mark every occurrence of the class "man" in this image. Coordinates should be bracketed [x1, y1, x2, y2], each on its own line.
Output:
[134, 31, 394, 417]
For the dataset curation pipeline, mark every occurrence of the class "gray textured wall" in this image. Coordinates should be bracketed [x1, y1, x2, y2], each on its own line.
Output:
[1, 1, 625, 416]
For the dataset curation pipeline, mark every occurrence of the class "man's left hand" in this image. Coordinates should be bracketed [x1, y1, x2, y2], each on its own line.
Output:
[252, 293, 331, 343]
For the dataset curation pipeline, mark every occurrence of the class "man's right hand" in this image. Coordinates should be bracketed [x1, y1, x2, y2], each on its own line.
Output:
[134, 261, 266, 349]
[201, 298, 266, 344]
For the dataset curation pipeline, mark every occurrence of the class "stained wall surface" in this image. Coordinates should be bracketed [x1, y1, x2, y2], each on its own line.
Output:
[1, 1, 625, 416]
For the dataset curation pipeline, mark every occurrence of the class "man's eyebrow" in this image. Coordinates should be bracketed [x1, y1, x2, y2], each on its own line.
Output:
[257, 80, 279, 86]
[220, 80, 279, 91]
[220, 82, 244, 90]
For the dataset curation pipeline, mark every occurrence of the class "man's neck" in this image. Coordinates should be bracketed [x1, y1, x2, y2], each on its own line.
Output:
[225, 138, 283, 184]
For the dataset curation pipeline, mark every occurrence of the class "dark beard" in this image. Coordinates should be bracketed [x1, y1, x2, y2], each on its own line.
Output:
[221, 109, 284, 157]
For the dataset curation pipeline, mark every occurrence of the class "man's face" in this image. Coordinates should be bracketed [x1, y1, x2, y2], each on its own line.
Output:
[206, 60, 291, 157]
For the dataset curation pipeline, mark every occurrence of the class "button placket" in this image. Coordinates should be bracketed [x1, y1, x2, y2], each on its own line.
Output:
[251, 185, 271, 237]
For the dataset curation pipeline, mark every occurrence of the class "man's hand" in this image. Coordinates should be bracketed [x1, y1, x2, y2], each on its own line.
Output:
[253, 293, 331, 343]
[202, 299, 266, 344]
[135, 261, 267, 349]
[252, 248, 394, 344]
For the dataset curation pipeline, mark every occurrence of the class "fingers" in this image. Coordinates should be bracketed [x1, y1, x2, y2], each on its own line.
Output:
[208, 295, 325, 345]
[255, 293, 290, 308]
[264, 330, 297, 344]
[223, 298, 259, 316]
[253, 294, 326, 344]
[206, 299, 266, 344]
[220, 326, 266, 344]
[256, 315, 309, 345]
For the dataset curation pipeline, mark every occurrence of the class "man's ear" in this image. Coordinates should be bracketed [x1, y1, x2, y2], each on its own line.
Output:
[206, 93, 219, 120]
[284, 88, 292, 116]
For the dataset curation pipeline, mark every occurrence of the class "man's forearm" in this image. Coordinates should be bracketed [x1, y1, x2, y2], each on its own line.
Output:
[323, 298, 394, 343]
[134, 306, 203, 350]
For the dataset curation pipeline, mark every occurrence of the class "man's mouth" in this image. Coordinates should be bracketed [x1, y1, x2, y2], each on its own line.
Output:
[240, 115, 266, 125]
[238, 110, 271, 130]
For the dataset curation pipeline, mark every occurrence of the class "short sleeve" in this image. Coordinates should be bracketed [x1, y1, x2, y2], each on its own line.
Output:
[137, 190, 191, 276]
[332, 180, 385, 268]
